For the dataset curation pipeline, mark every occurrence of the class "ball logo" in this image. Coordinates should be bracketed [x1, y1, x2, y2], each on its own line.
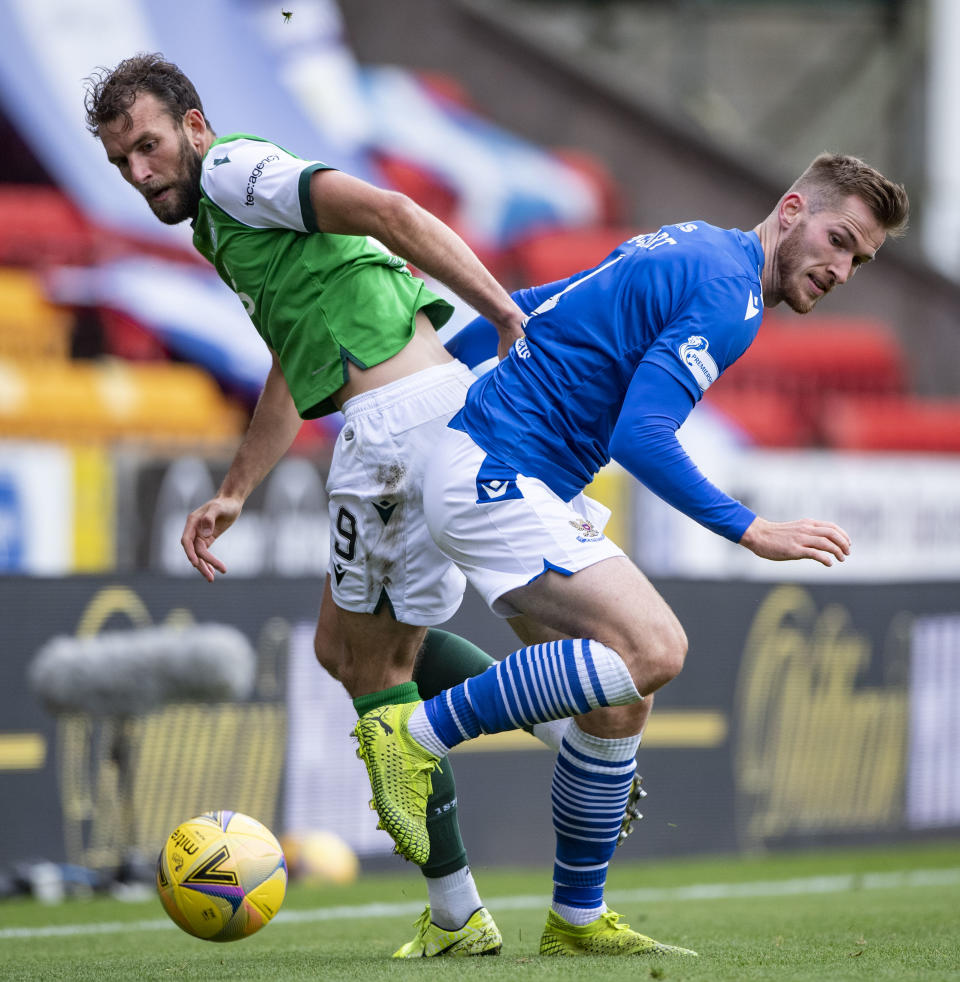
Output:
[679, 335, 718, 391]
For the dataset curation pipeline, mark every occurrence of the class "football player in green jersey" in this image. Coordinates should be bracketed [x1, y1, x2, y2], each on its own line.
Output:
[85, 52, 576, 958]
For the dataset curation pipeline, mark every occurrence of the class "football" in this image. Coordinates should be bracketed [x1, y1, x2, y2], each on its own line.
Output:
[156, 810, 287, 942]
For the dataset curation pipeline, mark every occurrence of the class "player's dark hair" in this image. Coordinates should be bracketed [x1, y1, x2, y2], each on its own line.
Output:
[84, 52, 213, 137]
[790, 153, 910, 237]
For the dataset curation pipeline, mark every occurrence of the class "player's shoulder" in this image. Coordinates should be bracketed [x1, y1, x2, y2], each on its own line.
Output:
[199, 134, 326, 228]
[204, 134, 322, 204]
[644, 222, 761, 284]
[658, 220, 750, 257]
[201, 135, 288, 191]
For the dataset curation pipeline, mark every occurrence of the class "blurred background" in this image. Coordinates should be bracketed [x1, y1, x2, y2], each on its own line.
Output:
[0, 0, 958, 901]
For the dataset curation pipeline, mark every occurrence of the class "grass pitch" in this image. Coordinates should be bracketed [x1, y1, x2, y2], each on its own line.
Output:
[1, 840, 958, 982]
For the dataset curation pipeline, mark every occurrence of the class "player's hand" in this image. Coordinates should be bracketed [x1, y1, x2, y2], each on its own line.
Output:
[181, 495, 243, 582]
[739, 516, 851, 567]
[496, 310, 527, 361]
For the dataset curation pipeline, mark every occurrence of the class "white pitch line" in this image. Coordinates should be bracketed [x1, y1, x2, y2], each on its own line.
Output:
[2, 867, 958, 941]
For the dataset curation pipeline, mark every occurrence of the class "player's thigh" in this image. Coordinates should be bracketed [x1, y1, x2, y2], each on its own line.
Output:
[314, 573, 428, 690]
[507, 612, 569, 646]
[503, 555, 685, 666]
[336, 605, 428, 675]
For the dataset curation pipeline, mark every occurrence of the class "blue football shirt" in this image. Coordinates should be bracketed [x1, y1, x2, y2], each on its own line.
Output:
[450, 222, 765, 540]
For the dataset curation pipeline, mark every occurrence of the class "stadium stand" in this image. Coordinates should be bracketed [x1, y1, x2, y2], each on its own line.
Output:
[507, 225, 642, 288]
[0, 359, 247, 447]
[0, 186, 99, 268]
[0, 265, 245, 447]
[0, 267, 73, 361]
[0, 12, 948, 459]
[705, 315, 911, 446]
[820, 394, 960, 452]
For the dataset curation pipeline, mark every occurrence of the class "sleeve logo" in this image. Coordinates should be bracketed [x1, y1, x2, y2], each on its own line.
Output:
[679, 335, 718, 390]
[245, 153, 280, 207]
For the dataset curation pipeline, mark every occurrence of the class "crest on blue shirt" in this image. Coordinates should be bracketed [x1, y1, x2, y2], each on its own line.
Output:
[679, 335, 718, 391]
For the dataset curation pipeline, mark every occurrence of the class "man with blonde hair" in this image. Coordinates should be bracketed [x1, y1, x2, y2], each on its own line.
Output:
[356, 152, 908, 956]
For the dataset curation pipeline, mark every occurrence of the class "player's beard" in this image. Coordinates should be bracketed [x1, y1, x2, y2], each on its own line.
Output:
[146, 133, 203, 225]
[775, 219, 820, 314]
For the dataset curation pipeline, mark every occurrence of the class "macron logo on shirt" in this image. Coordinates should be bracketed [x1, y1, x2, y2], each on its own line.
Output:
[745, 290, 761, 320]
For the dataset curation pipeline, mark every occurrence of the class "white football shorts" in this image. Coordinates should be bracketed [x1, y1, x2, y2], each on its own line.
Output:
[326, 360, 474, 625]
[423, 426, 627, 618]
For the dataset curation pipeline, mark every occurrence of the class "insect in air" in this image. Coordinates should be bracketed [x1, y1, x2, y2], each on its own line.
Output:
[281, 8, 292, 23]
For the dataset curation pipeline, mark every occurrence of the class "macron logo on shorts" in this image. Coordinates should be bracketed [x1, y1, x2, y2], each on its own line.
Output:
[475, 456, 524, 505]
[480, 480, 510, 498]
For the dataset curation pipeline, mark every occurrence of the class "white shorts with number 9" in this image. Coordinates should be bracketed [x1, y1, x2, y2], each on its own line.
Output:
[326, 361, 474, 625]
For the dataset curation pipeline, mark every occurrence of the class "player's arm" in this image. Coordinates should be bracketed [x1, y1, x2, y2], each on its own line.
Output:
[181, 351, 302, 581]
[608, 362, 850, 566]
[308, 169, 525, 358]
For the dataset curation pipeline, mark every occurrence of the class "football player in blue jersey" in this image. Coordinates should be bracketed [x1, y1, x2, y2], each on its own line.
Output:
[355, 153, 909, 957]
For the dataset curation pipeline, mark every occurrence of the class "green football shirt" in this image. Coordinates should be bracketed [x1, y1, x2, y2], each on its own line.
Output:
[192, 134, 454, 418]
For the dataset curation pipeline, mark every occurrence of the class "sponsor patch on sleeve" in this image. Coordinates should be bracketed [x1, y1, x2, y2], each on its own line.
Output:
[678, 335, 718, 391]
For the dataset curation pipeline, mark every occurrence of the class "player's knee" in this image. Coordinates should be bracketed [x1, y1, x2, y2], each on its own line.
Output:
[623, 613, 687, 693]
[650, 615, 688, 688]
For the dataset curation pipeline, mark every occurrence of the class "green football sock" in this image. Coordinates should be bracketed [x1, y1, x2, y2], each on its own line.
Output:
[350, 672, 469, 877]
[351, 632, 498, 877]
[412, 628, 497, 698]
[352, 681, 420, 718]
[412, 630, 498, 877]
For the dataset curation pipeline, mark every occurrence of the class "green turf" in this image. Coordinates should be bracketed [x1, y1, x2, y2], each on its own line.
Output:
[1, 840, 959, 982]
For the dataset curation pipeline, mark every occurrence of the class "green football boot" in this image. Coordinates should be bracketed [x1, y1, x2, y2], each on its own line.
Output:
[539, 909, 699, 957]
[353, 702, 439, 865]
[393, 905, 502, 957]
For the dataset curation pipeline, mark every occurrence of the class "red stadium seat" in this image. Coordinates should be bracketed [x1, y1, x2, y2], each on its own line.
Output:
[721, 316, 908, 397]
[0, 186, 99, 266]
[0, 184, 202, 269]
[416, 71, 474, 110]
[820, 395, 960, 452]
[372, 152, 459, 228]
[711, 315, 909, 444]
[703, 386, 812, 447]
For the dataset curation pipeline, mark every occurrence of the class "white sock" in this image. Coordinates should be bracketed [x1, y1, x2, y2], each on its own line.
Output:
[589, 642, 642, 705]
[531, 717, 571, 752]
[408, 702, 450, 757]
[552, 901, 608, 926]
[427, 866, 483, 930]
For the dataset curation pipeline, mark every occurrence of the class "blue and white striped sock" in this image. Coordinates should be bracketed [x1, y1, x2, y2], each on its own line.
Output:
[550, 724, 641, 925]
[407, 639, 639, 757]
